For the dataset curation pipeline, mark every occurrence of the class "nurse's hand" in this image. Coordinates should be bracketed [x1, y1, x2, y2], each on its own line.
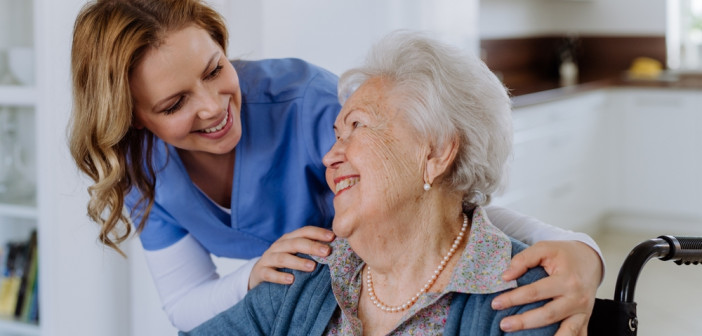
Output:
[248, 226, 335, 289]
[491, 240, 602, 336]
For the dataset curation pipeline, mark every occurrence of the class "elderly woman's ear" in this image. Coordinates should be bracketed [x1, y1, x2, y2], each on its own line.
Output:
[424, 137, 459, 186]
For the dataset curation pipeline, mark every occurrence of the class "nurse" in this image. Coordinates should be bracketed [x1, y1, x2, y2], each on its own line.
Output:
[69, 0, 603, 334]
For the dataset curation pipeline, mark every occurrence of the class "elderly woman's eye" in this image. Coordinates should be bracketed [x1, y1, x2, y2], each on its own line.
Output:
[352, 121, 365, 129]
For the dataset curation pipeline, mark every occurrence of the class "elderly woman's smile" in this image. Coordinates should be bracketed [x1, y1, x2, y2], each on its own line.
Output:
[333, 175, 360, 195]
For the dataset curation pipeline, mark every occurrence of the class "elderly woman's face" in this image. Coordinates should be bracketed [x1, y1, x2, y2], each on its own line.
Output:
[323, 78, 428, 239]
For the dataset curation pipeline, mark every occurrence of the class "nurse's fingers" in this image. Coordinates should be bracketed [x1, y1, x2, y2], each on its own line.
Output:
[249, 265, 295, 288]
[259, 250, 318, 272]
[249, 227, 336, 289]
[280, 226, 335, 243]
[249, 252, 319, 288]
[268, 226, 334, 258]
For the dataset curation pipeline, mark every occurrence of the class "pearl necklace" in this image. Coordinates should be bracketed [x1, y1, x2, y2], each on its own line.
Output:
[365, 213, 469, 313]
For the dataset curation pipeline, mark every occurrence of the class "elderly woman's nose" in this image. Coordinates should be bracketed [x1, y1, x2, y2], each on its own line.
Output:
[322, 141, 345, 168]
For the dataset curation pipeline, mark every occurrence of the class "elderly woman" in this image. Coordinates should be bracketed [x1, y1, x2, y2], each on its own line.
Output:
[181, 31, 558, 335]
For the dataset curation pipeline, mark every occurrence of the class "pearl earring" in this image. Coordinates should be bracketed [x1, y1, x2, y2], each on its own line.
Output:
[423, 183, 431, 191]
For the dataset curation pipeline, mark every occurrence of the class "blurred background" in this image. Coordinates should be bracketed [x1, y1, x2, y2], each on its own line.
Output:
[0, 0, 700, 335]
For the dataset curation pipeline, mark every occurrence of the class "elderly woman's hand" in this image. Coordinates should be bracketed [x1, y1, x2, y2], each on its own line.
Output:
[248, 226, 335, 289]
[491, 240, 602, 335]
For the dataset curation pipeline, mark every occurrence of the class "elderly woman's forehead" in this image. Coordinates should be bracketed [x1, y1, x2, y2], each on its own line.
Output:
[345, 80, 400, 114]
[360, 76, 395, 95]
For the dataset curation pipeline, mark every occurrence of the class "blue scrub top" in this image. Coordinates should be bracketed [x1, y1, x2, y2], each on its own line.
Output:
[125, 58, 340, 259]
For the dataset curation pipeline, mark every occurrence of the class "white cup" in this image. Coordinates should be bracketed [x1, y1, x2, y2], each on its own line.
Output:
[8, 47, 34, 86]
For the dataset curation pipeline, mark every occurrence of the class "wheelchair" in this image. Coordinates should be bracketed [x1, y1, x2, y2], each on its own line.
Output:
[587, 235, 702, 336]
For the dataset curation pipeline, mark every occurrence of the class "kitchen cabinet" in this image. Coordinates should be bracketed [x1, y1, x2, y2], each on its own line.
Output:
[493, 91, 609, 234]
[607, 88, 702, 225]
[494, 87, 702, 236]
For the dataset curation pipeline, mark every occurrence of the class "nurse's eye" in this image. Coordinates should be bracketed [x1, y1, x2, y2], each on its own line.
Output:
[205, 64, 223, 81]
[164, 96, 185, 115]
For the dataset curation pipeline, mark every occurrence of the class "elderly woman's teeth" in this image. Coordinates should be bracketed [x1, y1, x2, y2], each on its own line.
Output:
[336, 177, 360, 193]
[203, 112, 228, 133]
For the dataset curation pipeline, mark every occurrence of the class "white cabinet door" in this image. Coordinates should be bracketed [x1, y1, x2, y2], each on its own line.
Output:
[494, 91, 608, 232]
[496, 88, 702, 234]
[609, 88, 702, 218]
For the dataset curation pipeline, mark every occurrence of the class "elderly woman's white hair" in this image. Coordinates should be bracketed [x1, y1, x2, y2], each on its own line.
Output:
[338, 30, 513, 208]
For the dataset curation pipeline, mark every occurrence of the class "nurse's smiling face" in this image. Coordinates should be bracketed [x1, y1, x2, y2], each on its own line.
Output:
[130, 25, 242, 155]
[322, 78, 429, 241]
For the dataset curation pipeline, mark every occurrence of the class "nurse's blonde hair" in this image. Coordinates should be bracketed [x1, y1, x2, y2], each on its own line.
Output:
[69, 0, 228, 255]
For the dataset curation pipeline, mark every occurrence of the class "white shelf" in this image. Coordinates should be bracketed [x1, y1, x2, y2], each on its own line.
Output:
[0, 203, 38, 220]
[0, 318, 40, 336]
[0, 86, 37, 107]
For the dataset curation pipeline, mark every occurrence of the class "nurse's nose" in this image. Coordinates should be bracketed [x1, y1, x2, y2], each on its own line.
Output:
[196, 91, 221, 120]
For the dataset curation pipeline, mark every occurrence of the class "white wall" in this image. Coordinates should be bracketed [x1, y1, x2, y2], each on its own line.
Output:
[480, 0, 668, 39]
[35, 0, 131, 335]
[215, 0, 479, 75]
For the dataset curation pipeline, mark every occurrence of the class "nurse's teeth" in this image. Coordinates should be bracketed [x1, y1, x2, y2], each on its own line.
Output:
[335, 177, 359, 193]
[203, 112, 228, 133]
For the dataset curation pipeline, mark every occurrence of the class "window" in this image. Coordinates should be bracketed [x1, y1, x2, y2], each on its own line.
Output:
[668, 0, 702, 70]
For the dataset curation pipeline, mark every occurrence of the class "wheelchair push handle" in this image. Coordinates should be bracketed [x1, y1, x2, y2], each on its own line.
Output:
[658, 235, 702, 265]
[615, 236, 702, 303]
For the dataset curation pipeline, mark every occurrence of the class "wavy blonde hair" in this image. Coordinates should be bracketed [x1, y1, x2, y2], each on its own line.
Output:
[69, 0, 228, 255]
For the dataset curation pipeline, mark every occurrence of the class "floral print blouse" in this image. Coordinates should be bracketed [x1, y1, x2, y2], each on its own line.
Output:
[312, 206, 518, 335]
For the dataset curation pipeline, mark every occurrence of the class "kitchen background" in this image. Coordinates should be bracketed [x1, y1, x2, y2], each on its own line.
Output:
[0, 0, 700, 335]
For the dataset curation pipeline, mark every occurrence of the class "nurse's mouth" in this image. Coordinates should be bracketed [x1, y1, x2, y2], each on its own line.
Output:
[334, 175, 360, 196]
[199, 110, 229, 133]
